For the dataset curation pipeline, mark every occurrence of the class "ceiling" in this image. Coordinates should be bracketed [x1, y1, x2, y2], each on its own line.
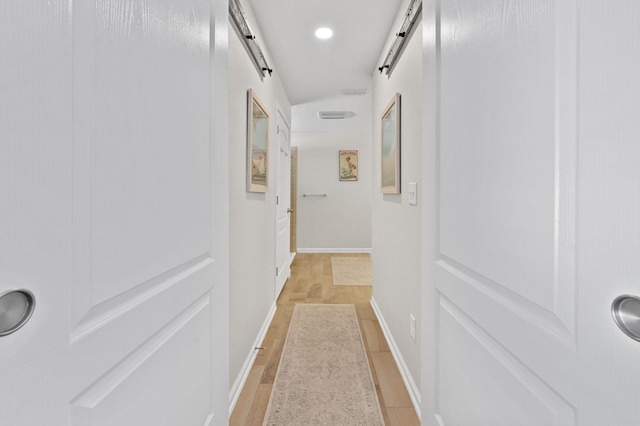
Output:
[246, 0, 405, 106]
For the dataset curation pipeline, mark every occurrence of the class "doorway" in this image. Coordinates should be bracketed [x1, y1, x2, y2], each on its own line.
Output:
[275, 109, 292, 297]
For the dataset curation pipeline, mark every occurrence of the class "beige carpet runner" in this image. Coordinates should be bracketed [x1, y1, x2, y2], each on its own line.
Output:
[263, 304, 384, 426]
[331, 257, 372, 286]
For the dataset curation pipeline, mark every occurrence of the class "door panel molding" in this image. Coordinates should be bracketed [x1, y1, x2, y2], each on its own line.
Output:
[436, 257, 574, 345]
[71, 296, 211, 425]
[435, 296, 576, 426]
[69, 270, 215, 394]
[439, 0, 578, 326]
[70, 255, 213, 343]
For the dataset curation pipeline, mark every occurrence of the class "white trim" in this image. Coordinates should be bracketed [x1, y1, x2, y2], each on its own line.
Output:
[274, 105, 292, 300]
[202, 413, 215, 426]
[228, 301, 277, 416]
[276, 104, 291, 131]
[296, 248, 373, 254]
[370, 297, 422, 419]
[210, 0, 230, 419]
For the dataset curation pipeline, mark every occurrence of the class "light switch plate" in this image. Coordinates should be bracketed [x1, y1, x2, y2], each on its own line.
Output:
[410, 313, 416, 342]
[408, 182, 417, 205]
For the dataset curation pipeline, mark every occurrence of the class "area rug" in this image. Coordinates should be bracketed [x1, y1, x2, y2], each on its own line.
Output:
[331, 257, 372, 286]
[263, 304, 384, 426]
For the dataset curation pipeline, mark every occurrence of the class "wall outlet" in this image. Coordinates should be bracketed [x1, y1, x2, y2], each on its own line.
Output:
[408, 182, 417, 206]
[410, 313, 416, 342]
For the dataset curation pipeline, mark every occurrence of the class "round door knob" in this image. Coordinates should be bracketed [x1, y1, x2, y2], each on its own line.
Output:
[611, 295, 640, 342]
[287, 208, 294, 213]
[0, 289, 36, 337]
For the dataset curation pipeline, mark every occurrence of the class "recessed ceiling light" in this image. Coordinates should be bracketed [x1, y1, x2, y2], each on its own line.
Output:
[315, 27, 333, 40]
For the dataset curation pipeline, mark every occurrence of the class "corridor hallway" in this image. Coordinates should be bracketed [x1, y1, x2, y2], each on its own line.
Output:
[230, 253, 420, 425]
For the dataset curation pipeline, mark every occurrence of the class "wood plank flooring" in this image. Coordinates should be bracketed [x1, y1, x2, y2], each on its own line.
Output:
[229, 253, 420, 426]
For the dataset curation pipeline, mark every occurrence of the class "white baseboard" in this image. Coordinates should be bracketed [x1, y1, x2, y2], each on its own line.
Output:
[370, 297, 422, 420]
[228, 301, 277, 417]
[296, 248, 372, 254]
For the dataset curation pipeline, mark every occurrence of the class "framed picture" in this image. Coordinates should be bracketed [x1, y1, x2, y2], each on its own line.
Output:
[381, 93, 401, 194]
[339, 150, 358, 181]
[247, 89, 269, 192]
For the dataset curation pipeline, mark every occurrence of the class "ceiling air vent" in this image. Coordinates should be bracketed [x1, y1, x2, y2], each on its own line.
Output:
[318, 111, 356, 120]
[341, 89, 368, 96]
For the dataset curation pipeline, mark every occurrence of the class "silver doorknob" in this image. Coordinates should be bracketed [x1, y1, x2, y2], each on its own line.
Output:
[0, 289, 36, 336]
[287, 208, 294, 213]
[611, 295, 640, 342]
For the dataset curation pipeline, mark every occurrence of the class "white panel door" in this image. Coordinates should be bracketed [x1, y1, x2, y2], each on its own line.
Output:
[425, 0, 640, 425]
[0, 1, 222, 425]
[275, 111, 292, 297]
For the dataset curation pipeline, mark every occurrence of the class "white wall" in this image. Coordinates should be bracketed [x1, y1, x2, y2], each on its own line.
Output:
[228, 0, 291, 401]
[293, 130, 372, 252]
[370, 0, 423, 413]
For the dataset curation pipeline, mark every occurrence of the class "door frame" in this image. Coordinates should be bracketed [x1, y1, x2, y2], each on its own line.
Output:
[211, 0, 230, 419]
[289, 146, 298, 253]
[274, 105, 292, 299]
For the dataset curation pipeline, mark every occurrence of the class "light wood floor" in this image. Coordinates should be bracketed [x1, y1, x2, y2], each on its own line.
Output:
[230, 253, 420, 426]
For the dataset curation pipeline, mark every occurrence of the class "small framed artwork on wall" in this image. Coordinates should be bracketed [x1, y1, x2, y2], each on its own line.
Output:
[339, 150, 358, 181]
[381, 93, 401, 194]
[247, 89, 269, 192]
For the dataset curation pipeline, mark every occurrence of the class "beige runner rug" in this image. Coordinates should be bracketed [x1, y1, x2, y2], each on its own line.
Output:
[331, 257, 372, 286]
[263, 304, 384, 426]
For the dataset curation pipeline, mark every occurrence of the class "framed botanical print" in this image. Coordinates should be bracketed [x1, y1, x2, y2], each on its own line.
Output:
[339, 150, 358, 181]
[381, 93, 401, 194]
[247, 89, 269, 192]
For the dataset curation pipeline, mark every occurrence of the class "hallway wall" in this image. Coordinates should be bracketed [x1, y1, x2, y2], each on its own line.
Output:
[293, 130, 372, 252]
[228, 0, 291, 402]
[371, 1, 423, 413]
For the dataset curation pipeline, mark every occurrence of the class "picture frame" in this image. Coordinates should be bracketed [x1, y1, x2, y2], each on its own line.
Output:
[381, 93, 401, 194]
[247, 89, 269, 192]
[339, 150, 358, 181]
